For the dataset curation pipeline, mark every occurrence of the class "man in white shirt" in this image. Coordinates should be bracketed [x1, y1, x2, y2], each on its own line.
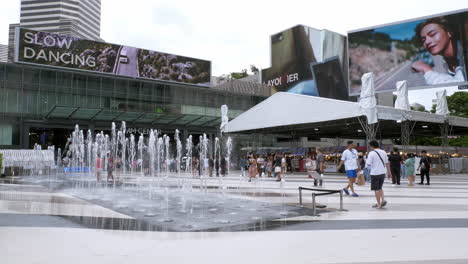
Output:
[366, 140, 392, 209]
[337, 141, 361, 197]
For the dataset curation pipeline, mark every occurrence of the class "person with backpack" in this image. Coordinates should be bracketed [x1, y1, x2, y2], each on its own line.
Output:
[366, 140, 392, 209]
[388, 148, 403, 185]
[417, 150, 432, 185]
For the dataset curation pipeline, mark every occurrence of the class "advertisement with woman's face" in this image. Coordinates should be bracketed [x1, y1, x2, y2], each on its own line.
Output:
[348, 10, 468, 95]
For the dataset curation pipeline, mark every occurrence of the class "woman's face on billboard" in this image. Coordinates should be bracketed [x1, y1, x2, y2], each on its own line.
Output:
[420, 23, 452, 56]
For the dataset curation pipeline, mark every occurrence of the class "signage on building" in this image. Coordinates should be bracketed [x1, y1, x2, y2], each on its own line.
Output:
[14, 28, 211, 86]
[261, 25, 349, 100]
[348, 9, 468, 95]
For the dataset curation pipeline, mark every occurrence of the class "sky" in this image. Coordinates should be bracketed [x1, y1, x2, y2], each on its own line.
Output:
[0, 0, 467, 108]
[374, 20, 423, 41]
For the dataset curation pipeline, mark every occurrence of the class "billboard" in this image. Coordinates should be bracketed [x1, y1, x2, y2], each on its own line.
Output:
[262, 25, 349, 100]
[348, 9, 468, 95]
[15, 28, 211, 86]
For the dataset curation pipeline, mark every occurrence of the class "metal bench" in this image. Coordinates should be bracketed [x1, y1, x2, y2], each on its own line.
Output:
[298, 187, 345, 216]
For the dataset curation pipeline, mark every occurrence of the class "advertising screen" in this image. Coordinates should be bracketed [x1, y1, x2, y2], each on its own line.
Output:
[348, 9, 468, 95]
[15, 28, 211, 86]
[262, 25, 349, 100]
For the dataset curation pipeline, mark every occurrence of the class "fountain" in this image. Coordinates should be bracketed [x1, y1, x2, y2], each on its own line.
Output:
[3, 104, 312, 231]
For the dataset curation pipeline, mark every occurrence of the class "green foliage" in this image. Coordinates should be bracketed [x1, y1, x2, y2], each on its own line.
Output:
[410, 137, 441, 146]
[449, 136, 468, 147]
[410, 106, 428, 112]
[0, 153, 2, 170]
[230, 69, 248, 80]
[447, 92, 468, 118]
[430, 104, 436, 113]
[221, 65, 259, 80]
[250, 65, 259, 74]
[410, 135, 468, 147]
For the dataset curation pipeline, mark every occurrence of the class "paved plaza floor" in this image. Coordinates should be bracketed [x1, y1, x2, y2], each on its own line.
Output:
[1, 172, 468, 263]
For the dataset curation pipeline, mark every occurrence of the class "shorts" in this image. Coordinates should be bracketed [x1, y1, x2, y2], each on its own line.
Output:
[346, 170, 357, 178]
[371, 174, 385, 191]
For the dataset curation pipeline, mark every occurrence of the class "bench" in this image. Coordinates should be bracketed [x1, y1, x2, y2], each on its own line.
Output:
[298, 187, 345, 216]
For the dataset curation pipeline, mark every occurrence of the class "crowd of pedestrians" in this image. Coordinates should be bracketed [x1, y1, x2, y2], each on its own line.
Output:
[240, 140, 433, 210]
[337, 140, 432, 209]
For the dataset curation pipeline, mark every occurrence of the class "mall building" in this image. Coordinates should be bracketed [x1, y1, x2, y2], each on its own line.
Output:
[0, 61, 268, 149]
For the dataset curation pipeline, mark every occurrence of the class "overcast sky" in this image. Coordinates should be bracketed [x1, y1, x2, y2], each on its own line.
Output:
[0, 0, 466, 108]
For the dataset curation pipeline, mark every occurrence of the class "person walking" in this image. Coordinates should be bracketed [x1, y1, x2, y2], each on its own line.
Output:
[405, 153, 416, 186]
[366, 140, 391, 209]
[257, 155, 265, 177]
[281, 155, 287, 174]
[274, 153, 283, 182]
[305, 155, 314, 179]
[337, 141, 360, 197]
[315, 147, 325, 187]
[388, 148, 403, 185]
[248, 153, 257, 182]
[220, 156, 227, 177]
[96, 156, 103, 182]
[417, 150, 432, 185]
[267, 154, 273, 177]
[239, 156, 247, 177]
[286, 155, 293, 173]
[208, 156, 214, 177]
[215, 156, 220, 177]
[107, 153, 114, 183]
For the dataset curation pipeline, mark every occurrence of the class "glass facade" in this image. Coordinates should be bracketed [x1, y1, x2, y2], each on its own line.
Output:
[0, 62, 265, 148]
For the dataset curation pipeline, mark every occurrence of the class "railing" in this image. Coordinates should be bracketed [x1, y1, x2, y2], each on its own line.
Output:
[298, 187, 344, 216]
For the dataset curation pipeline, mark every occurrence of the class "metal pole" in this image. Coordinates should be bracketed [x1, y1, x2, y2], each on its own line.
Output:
[340, 190, 343, 211]
[299, 187, 302, 205]
[312, 192, 316, 216]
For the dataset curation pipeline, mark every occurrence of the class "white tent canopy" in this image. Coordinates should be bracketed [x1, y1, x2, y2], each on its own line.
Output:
[224, 92, 468, 134]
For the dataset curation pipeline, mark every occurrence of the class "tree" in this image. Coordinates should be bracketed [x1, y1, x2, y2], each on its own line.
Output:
[230, 69, 248, 80]
[410, 105, 428, 112]
[430, 104, 436, 113]
[449, 135, 468, 147]
[447, 91, 468, 118]
[250, 65, 259, 74]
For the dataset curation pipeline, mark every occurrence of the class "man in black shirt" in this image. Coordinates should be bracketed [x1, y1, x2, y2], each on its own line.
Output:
[388, 148, 403, 185]
[417, 150, 432, 185]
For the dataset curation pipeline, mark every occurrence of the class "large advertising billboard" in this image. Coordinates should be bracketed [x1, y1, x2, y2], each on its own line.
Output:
[262, 25, 349, 100]
[348, 9, 468, 95]
[15, 28, 211, 86]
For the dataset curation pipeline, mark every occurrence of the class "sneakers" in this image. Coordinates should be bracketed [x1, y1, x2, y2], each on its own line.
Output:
[352, 193, 359, 197]
[381, 200, 387, 207]
[343, 188, 350, 195]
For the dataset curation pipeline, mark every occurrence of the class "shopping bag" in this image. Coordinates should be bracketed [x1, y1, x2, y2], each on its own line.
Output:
[357, 171, 365, 186]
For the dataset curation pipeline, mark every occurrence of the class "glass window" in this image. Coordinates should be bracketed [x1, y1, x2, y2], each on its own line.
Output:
[128, 81, 140, 100]
[73, 74, 87, 92]
[56, 71, 72, 94]
[5, 64, 22, 89]
[115, 79, 127, 95]
[101, 77, 114, 97]
[0, 124, 13, 145]
[140, 82, 151, 96]
[23, 67, 40, 91]
[87, 76, 100, 96]
[40, 69, 55, 86]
